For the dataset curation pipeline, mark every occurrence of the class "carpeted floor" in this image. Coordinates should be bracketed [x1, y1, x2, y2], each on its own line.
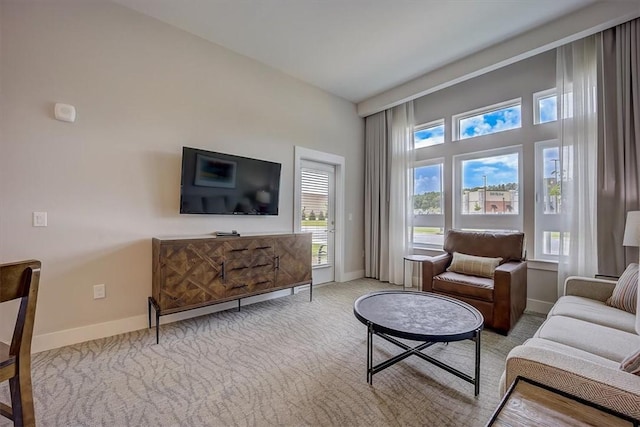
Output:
[0, 279, 543, 426]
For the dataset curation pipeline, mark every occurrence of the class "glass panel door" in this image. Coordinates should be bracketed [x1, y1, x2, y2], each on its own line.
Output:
[300, 161, 335, 283]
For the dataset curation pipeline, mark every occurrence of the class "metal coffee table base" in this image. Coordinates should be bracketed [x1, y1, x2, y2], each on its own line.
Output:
[366, 323, 482, 396]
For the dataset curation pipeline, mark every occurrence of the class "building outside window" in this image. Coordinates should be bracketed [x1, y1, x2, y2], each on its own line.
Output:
[454, 147, 522, 232]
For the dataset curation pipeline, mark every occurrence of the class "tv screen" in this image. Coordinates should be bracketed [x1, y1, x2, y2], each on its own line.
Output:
[180, 147, 281, 215]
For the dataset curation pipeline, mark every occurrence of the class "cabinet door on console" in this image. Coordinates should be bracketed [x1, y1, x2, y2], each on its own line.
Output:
[275, 234, 312, 288]
[224, 238, 275, 296]
[159, 241, 224, 310]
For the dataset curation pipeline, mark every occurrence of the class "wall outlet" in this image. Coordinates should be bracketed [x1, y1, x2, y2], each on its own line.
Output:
[93, 284, 106, 299]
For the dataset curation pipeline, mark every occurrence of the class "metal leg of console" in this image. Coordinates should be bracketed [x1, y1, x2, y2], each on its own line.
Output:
[147, 297, 161, 345]
[155, 310, 160, 345]
[147, 297, 152, 329]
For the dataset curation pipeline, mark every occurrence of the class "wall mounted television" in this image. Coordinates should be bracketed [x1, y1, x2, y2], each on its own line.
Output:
[180, 146, 281, 215]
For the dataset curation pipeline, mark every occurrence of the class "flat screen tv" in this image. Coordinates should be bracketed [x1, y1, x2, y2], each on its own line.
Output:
[180, 146, 281, 215]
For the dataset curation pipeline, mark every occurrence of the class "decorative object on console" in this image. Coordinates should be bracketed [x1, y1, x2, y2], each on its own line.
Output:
[215, 230, 240, 237]
[149, 233, 312, 343]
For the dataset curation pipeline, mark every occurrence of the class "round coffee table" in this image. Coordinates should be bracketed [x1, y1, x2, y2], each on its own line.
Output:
[354, 290, 484, 395]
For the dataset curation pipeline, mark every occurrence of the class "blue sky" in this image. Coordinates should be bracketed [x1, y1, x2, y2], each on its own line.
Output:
[460, 105, 521, 139]
[415, 124, 444, 148]
[462, 153, 518, 188]
[539, 95, 557, 123]
[414, 154, 519, 194]
[543, 146, 560, 178]
[415, 164, 442, 194]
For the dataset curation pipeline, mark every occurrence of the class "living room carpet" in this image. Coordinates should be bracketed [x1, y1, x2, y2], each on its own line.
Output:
[0, 278, 543, 426]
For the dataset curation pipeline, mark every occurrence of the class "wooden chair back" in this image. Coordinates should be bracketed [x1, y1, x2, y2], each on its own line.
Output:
[0, 260, 41, 427]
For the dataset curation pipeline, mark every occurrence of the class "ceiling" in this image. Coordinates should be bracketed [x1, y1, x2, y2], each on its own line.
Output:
[113, 0, 597, 103]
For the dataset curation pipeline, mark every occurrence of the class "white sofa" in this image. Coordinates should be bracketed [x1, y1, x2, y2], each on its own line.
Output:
[500, 276, 640, 420]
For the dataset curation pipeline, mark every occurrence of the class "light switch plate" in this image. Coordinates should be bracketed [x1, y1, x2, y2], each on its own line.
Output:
[33, 212, 47, 227]
[93, 284, 106, 299]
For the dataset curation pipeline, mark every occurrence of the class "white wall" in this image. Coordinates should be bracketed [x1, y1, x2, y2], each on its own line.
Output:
[0, 0, 364, 348]
[412, 50, 559, 313]
[358, 0, 640, 117]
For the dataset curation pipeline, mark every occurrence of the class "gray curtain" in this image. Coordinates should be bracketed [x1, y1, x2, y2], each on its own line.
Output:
[364, 111, 389, 280]
[597, 18, 640, 276]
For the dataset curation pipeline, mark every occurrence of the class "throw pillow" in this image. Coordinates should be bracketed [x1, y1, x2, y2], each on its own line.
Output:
[447, 252, 503, 279]
[620, 347, 640, 375]
[606, 263, 639, 314]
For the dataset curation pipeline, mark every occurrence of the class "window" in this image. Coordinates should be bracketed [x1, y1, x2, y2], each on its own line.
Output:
[534, 140, 568, 260]
[454, 99, 522, 140]
[533, 89, 557, 124]
[413, 160, 444, 247]
[453, 146, 522, 231]
[414, 120, 445, 149]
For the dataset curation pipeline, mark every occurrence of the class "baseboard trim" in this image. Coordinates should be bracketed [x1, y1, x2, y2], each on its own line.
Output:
[340, 270, 365, 282]
[526, 298, 554, 315]
[32, 288, 299, 353]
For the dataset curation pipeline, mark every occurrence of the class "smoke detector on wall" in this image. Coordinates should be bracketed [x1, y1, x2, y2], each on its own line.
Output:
[54, 103, 76, 123]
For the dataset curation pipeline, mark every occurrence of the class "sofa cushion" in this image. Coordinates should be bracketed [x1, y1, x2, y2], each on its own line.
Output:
[447, 252, 502, 278]
[522, 337, 620, 368]
[621, 347, 640, 375]
[548, 295, 637, 334]
[606, 263, 638, 314]
[534, 315, 640, 362]
[433, 271, 494, 302]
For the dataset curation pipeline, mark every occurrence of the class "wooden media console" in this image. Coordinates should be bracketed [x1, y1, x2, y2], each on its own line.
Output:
[148, 233, 312, 343]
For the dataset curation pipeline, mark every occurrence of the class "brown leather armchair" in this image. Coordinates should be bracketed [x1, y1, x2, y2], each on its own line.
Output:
[422, 230, 527, 335]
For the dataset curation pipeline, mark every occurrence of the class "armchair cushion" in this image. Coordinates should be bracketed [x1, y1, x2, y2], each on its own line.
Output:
[446, 251, 502, 278]
[443, 229, 524, 261]
[606, 263, 638, 314]
[433, 271, 494, 302]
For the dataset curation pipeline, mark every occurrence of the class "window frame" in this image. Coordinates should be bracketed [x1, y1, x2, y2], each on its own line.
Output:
[534, 139, 563, 261]
[533, 88, 557, 125]
[452, 98, 522, 141]
[453, 145, 523, 232]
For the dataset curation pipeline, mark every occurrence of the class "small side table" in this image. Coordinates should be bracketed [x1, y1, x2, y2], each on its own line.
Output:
[486, 376, 638, 426]
[403, 255, 431, 291]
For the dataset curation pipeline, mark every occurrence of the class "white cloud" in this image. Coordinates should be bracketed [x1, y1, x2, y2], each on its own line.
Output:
[460, 108, 521, 138]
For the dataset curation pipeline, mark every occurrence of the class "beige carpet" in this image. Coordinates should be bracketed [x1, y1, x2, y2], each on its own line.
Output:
[0, 279, 543, 426]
